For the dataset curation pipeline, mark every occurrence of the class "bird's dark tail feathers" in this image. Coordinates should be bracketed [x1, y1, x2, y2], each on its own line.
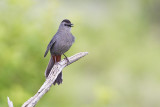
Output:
[45, 56, 62, 85]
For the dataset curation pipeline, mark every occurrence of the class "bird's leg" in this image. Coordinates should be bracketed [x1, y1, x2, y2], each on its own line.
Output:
[63, 54, 70, 65]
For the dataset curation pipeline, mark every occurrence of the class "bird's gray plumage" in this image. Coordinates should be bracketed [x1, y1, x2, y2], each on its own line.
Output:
[44, 39, 55, 57]
[44, 19, 75, 85]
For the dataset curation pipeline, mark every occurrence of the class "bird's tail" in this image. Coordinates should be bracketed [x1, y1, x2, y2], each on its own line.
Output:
[45, 56, 63, 85]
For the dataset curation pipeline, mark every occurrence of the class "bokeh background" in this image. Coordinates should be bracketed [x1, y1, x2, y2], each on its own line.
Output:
[0, 0, 160, 107]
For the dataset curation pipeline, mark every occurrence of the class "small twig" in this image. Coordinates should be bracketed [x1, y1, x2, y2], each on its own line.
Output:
[7, 52, 88, 107]
[7, 97, 14, 107]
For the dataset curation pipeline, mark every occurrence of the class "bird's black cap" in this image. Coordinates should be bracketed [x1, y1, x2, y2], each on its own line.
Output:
[62, 19, 71, 24]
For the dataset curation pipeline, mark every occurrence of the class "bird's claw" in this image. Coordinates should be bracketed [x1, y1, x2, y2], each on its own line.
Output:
[63, 54, 70, 65]
[65, 57, 70, 65]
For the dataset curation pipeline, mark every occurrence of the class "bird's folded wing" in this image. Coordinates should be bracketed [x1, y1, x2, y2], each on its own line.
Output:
[44, 39, 55, 57]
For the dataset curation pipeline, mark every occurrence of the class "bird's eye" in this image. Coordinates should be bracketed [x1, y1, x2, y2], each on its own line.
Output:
[64, 24, 67, 26]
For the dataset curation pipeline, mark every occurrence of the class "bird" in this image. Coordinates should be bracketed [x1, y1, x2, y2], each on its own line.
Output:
[44, 19, 75, 85]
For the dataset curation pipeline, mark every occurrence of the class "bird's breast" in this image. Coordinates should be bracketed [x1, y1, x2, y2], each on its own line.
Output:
[51, 34, 73, 55]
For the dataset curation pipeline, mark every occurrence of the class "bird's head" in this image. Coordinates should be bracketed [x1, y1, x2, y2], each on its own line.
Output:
[59, 19, 73, 31]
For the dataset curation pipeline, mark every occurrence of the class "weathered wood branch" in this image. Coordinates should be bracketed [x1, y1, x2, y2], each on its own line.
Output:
[7, 52, 88, 107]
[7, 97, 14, 107]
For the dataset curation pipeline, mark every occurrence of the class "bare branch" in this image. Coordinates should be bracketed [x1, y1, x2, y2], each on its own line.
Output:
[7, 97, 14, 107]
[18, 52, 88, 107]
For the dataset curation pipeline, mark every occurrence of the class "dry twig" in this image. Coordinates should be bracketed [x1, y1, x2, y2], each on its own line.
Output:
[7, 97, 14, 107]
[7, 52, 88, 107]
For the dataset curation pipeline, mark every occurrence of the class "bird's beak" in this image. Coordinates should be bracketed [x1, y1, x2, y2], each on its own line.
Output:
[69, 23, 74, 27]
[65, 23, 73, 27]
[71, 23, 74, 27]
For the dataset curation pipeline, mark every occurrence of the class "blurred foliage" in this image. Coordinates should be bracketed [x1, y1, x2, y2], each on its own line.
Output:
[0, 0, 160, 107]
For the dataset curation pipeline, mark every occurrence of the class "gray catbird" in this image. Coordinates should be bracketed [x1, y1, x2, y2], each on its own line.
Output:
[44, 19, 75, 85]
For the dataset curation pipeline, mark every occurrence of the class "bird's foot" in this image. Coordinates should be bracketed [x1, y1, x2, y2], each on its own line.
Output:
[65, 57, 70, 65]
[63, 54, 70, 65]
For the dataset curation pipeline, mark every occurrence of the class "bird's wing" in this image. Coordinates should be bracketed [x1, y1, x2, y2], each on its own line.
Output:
[44, 39, 55, 57]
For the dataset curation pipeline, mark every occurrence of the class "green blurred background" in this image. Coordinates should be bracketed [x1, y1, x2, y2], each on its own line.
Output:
[0, 0, 160, 107]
